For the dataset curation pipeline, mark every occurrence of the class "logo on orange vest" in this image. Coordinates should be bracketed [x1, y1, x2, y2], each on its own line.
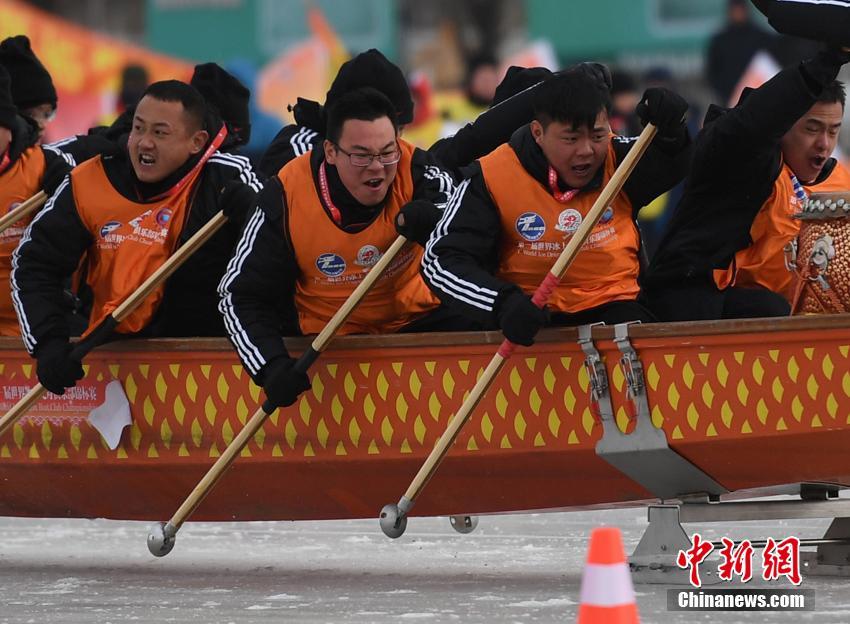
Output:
[155, 207, 173, 227]
[355, 244, 381, 267]
[100, 221, 122, 238]
[599, 206, 614, 224]
[129, 210, 152, 228]
[316, 253, 346, 277]
[555, 208, 582, 233]
[0, 202, 24, 242]
[515, 212, 546, 241]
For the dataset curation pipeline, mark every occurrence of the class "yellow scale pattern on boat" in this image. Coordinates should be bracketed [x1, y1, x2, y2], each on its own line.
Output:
[643, 341, 850, 440]
[2, 337, 850, 462]
[0, 349, 591, 461]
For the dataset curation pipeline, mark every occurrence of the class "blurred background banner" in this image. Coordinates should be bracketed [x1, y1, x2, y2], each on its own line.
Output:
[256, 6, 350, 123]
[0, 0, 194, 141]
[2, 0, 847, 160]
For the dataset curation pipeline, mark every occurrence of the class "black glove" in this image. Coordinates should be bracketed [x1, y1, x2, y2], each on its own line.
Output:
[290, 97, 324, 132]
[635, 87, 687, 132]
[220, 180, 258, 223]
[801, 47, 850, 91]
[496, 290, 549, 347]
[395, 200, 442, 246]
[36, 340, 84, 395]
[262, 356, 311, 409]
[41, 156, 70, 197]
[568, 62, 613, 91]
[492, 66, 553, 106]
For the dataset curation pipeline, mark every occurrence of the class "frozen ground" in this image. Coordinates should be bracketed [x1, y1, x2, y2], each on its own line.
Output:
[0, 507, 847, 623]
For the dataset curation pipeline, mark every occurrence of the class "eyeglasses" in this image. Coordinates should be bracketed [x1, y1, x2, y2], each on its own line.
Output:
[333, 143, 401, 167]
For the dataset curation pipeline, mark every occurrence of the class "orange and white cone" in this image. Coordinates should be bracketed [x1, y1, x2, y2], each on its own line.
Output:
[577, 527, 639, 623]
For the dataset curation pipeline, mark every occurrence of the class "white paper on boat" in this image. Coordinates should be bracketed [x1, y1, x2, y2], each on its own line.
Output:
[87, 380, 131, 450]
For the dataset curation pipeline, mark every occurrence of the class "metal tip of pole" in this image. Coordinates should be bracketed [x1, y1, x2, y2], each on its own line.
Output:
[147, 521, 177, 557]
[449, 515, 479, 534]
[379, 503, 408, 539]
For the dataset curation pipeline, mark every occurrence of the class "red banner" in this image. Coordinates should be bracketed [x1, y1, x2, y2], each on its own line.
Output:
[0, 375, 108, 426]
[0, 0, 194, 142]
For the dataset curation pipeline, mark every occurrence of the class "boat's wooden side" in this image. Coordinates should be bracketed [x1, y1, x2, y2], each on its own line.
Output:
[1, 315, 849, 522]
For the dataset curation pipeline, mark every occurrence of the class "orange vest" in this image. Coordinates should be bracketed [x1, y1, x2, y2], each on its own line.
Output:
[714, 161, 850, 300]
[809, 160, 850, 192]
[480, 142, 640, 313]
[280, 140, 439, 335]
[72, 155, 199, 335]
[0, 146, 45, 336]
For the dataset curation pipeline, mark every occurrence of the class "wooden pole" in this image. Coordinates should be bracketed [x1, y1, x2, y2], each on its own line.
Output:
[0, 211, 230, 439]
[161, 235, 410, 532]
[398, 124, 659, 508]
[0, 191, 47, 235]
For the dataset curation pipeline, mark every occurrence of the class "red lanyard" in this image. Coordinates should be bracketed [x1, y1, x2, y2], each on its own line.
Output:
[148, 125, 228, 202]
[318, 160, 343, 225]
[548, 165, 579, 203]
[0, 148, 10, 176]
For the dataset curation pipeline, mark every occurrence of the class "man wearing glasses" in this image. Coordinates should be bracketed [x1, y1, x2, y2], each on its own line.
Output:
[219, 87, 467, 409]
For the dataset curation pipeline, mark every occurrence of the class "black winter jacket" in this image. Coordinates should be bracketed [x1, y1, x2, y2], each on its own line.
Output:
[420, 121, 692, 327]
[12, 145, 261, 354]
[219, 145, 456, 384]
[645, 50, 847, 290]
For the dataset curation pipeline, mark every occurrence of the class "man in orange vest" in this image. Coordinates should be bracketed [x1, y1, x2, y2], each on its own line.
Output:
[644, 48, 850, 320]
[0, 64, 70, 337]
[12, 80, 261, 395]
[420, 69, 691, 347]
[220, 87, 469, 409]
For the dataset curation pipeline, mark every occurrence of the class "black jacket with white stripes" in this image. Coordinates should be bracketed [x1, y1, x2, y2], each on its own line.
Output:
[12, 145, 261, 353]
[421, 123, 692, 326]
[219, 145, 456, 384]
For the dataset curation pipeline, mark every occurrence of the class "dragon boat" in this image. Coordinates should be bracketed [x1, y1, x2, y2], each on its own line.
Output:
[1, 315, 849, 525]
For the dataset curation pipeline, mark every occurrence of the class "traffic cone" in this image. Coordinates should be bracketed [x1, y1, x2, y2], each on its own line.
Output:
[577, 527, 639, 623]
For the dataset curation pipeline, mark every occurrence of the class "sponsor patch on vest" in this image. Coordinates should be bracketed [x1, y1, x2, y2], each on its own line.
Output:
[555, 208, 582, 233]
[599, 206, 614, 224]
[515, 212, 546, 241]
[0, 203, 24, 242]
[129, 210, 153, 229]
[316, 253, 347, 277]
[355, 244, 381, 267]
[100, 221, 122, 238]
[155, 207, 173, 227]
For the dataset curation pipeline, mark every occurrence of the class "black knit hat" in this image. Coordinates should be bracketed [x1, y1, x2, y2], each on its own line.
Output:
[0, 35, 57, 110]
[191, 62, 251, 144]
[0, 65, 15, 130]
[325, 49, 414, 125]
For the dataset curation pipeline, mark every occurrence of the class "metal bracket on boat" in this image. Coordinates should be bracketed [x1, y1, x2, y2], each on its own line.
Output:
[631, 495, 850, 583]
[802, 517, 850, 576]
[629, 504, 721, 585]
[577, 323, 616, 436]
[594, 322, 728, 501]
[614, 321, 649, 428]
